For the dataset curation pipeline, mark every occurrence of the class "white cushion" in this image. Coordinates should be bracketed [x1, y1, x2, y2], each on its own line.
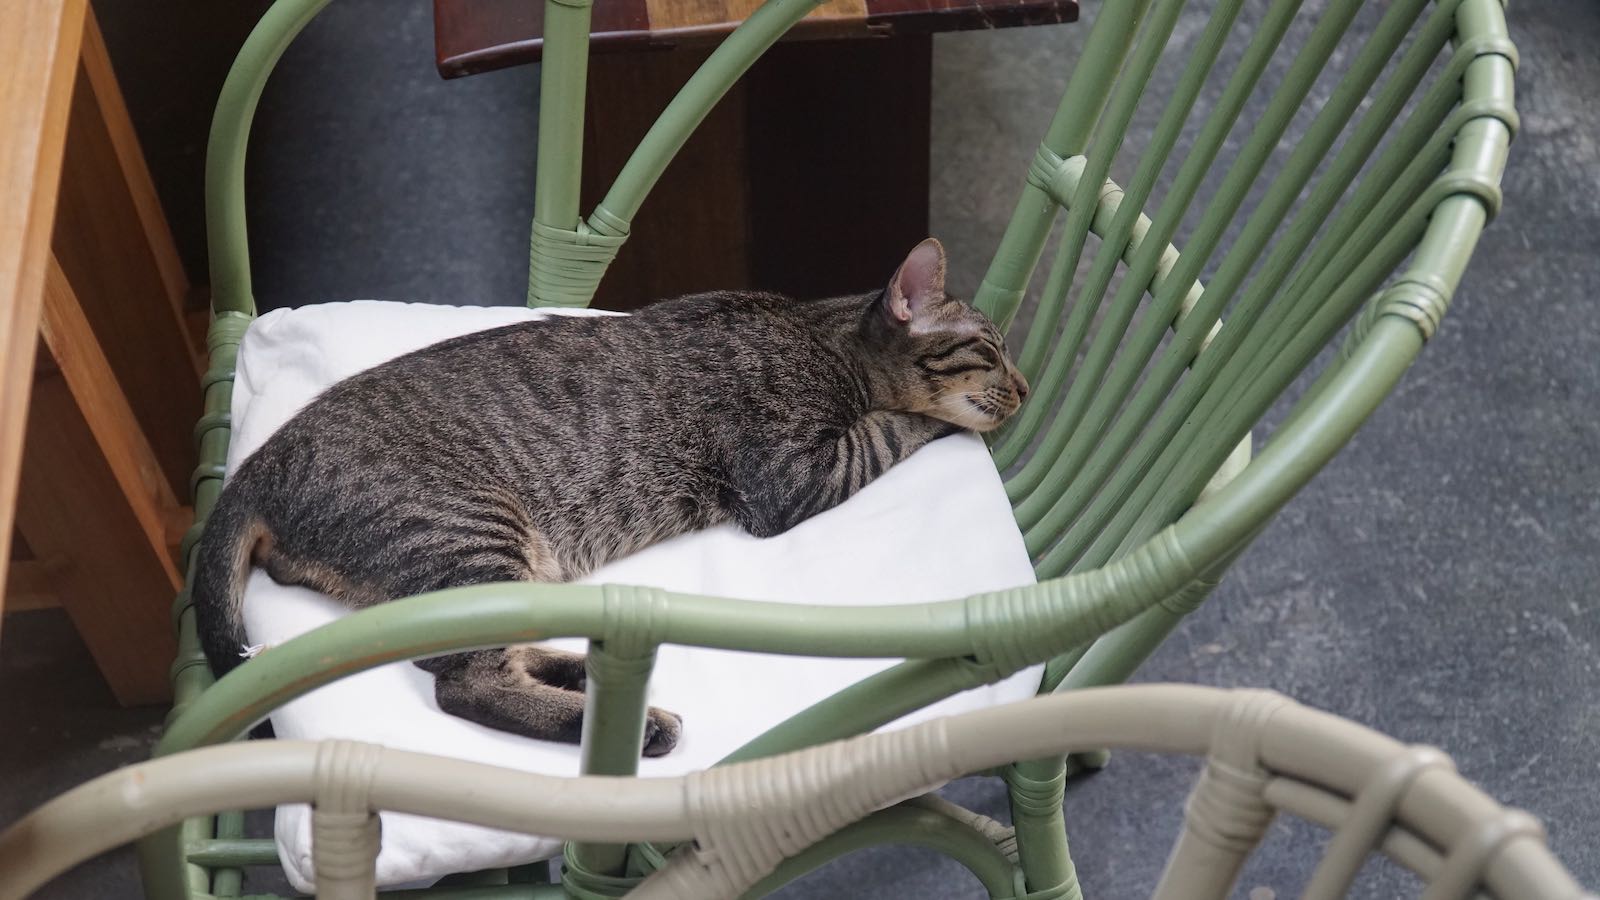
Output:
[228, 301, 1041, 891]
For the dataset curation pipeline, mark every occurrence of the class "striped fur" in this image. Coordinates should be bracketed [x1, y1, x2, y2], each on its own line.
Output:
[192, 239, 1026, 755]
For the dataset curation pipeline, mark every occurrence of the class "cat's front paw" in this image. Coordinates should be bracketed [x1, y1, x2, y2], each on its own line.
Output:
[643, 707, 683, 757]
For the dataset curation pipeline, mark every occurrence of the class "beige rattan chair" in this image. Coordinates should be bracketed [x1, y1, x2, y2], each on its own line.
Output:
[2, 686, 1593, 899]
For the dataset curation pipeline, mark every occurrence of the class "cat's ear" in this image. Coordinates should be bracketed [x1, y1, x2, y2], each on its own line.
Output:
[883, 238, 947, 327]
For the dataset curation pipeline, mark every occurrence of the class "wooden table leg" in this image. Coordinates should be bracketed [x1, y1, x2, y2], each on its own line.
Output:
[4, 534, 68, 614]
[51, 8, 198, 498]
[14, 258, 182, 705]
[0, 0, 87, 630]
[581, 35, 932, 310]
[582, 46, 750, 310]
[3, 4, 193, 702]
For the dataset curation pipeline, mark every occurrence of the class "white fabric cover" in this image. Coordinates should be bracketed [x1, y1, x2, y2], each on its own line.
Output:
[227, 301, 1040, 891]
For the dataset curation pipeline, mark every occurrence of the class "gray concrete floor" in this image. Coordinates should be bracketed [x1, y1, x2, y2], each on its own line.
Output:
[4, 0, 1597, 896]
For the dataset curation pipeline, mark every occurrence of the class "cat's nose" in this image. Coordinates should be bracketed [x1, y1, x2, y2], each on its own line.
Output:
[1012, 371, 1030, 399]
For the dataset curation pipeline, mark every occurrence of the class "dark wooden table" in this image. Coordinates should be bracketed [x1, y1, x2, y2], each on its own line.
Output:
[434, 0, 1078, 309]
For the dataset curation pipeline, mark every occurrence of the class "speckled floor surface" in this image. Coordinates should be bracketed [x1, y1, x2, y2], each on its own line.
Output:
[3, 0, 1596, 896]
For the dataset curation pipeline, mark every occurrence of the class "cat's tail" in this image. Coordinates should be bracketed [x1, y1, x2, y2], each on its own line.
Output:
[192, 478, 271, 682]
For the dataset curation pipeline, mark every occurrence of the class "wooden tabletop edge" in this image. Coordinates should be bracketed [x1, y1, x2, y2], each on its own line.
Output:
[434, 0, 1079, 78]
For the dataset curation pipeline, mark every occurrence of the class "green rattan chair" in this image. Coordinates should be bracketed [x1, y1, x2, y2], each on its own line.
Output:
[50, 0, 1524, 894]
[5, 687, 1592, 899]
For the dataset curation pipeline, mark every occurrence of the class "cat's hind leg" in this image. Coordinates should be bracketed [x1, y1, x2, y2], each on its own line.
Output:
[428, 646, 683, 756]
[390, 527, 682, 757]
[263, 521, 683, 756]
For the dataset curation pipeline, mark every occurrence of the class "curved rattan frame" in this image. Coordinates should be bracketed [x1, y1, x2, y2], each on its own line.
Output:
[6, 688, 1592, 899]
[121, 0, 1527, 895]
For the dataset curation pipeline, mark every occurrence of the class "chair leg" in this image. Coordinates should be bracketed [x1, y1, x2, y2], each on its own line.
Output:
[1051, 553, 1245, 778]
[1006, 758, 1084, 899]
[1063, 748, 1112, 780]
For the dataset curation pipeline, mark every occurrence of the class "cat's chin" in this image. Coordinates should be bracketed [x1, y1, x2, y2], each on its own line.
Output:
[966, 417, 1011, 434]
[933, 398, 1014, 433]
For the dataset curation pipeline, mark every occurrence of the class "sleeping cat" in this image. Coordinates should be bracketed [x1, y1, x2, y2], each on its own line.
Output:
[192, 238, 1028, 756]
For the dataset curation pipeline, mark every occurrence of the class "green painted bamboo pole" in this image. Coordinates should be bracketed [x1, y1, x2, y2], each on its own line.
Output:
[1009, 0, 1441, 549]
[1038, 644, 1089, 698]
[1005, 757, 1077, 897]
[1210, 86, 1462, 413]
[1161, 128, 1469, 498]
[1062, 192, 1440, 577]
[567, 640, 661, 876]
[210, 810, 246, 897]
[1170, 321, 1424, 561]
[996, 0, 1193, 415]
[998, 0, 1273, 477]
[530, 0, 593, 236]
[169, 4, 341, 890]
[157, 546, 1210, 757]
[1214, 1, 1517, 405]
[1025, 16, 1464, 579]
[993, 0, 1273, 472]
[529, 0, 844, 308]
[1036, 123, 1454, 578]
[524, 0, 596, 309]
[1003, 0, 1308, 504]
[205, 0, 334, 316]
[1052, 546, 1248, 696]
[971, 0, 1153, 331]
[587, 0, 829, 235]
[636, 655, 1041, 884]
[1011, 0, 1371, 526]
[1011, 0, 1184, 382]
[141, 316, 250, 899]
[185, 839, 281, 868]
[1068, 162, 1465, 573]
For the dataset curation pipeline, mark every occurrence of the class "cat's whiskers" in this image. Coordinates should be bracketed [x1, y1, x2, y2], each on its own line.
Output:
[929, 389, 1006, 431]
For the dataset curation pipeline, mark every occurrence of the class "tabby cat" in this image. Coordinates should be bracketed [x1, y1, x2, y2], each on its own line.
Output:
[193, 238, 1028, 756]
